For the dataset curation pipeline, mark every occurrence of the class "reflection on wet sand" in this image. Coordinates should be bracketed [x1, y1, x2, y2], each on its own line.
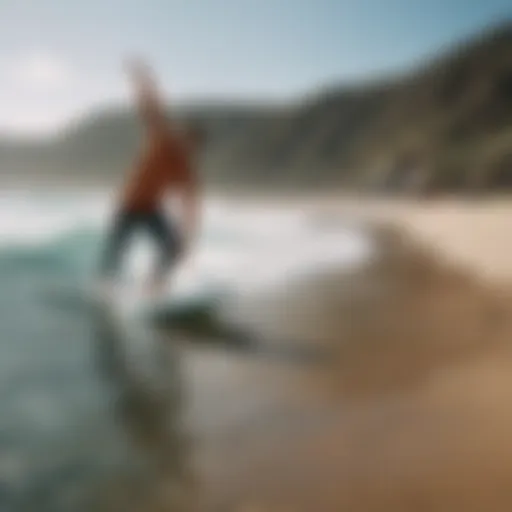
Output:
[91, 304, 197, 511]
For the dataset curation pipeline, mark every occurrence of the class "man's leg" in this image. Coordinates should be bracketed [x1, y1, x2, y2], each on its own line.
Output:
[144, 210, 181, 291]
[98, 210, 137, 281]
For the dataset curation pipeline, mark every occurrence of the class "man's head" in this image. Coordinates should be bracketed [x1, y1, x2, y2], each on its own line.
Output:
[183, 122, 207, 152]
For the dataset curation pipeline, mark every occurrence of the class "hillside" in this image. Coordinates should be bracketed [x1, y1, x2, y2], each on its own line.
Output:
[0, 22, 511, 193]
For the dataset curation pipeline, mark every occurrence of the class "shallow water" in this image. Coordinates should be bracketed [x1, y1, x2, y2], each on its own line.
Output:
[0, 189, 371, 510]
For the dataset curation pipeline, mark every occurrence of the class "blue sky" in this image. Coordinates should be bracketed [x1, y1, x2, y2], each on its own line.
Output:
[0, 0, 510, 133]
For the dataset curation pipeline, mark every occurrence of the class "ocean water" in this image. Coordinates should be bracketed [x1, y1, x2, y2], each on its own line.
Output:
[0, 188, 371, 511]
[0, 189, 371, 303]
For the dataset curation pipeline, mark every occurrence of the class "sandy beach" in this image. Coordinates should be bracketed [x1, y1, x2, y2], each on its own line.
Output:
[167, 197, 512, 511]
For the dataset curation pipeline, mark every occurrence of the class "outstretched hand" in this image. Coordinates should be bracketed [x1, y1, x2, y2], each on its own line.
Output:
[125, 57, 153, 82]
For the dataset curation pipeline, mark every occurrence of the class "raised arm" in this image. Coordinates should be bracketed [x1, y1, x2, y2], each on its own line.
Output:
[127, 59, 167, 132]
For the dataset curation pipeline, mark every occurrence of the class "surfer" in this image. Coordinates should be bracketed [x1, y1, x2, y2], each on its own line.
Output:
[98, 59, 203, 295]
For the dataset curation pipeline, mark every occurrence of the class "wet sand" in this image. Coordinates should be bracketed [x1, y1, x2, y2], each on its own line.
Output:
[171, 199, 512, 511]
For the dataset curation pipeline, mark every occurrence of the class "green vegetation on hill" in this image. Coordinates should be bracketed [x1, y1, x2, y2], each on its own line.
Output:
[1, 22, 511, 194]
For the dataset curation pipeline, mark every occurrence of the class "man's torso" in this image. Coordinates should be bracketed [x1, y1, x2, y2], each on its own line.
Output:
[122, 135, 189, 212]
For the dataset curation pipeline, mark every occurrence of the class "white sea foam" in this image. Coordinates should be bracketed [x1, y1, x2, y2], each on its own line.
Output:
[0, 189, 373, 302]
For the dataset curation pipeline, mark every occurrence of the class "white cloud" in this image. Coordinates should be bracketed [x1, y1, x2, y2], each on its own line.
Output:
[0, 107, 66, 135]
[9, 51, 73, 92]
[0, 49, 124, 134]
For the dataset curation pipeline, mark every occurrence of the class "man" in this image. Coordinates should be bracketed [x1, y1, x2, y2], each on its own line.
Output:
[98, 59, 202, 295]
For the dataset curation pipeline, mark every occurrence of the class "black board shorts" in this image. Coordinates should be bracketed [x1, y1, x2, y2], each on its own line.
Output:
[98, 208, 182, 279]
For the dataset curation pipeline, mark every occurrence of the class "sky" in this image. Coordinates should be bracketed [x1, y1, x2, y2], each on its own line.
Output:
[0, 0, 510, 134]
